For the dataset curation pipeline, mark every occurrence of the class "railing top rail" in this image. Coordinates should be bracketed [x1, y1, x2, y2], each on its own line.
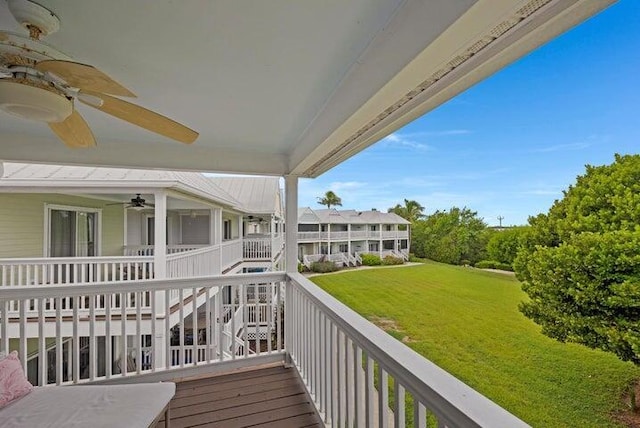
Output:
[287, 272, 529, 428]
[0, 255, 153, 264]
[0, 272, 286, 299]
[220, 239, 242, 248]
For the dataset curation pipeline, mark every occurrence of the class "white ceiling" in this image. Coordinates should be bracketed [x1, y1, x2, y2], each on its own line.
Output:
[0, 0, 615, 177]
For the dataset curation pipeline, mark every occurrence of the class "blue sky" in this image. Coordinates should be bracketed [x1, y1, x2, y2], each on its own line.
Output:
[299, 0, 640, 226]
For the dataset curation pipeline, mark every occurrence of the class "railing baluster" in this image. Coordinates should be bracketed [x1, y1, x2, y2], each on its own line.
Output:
[254, 283, 260, 357]
[378, 366, 389, 428]
[179, 288, 185, 367]
[120, 292, 127, 376]
[366, 355, 374, 427]
[19, 299, 27, 374]
[192, 287, 197, 365]
[55, 297, 62, 385]
[165, 287, 171, 369]
[72, 296, 79, 383]
[136, 291, 142, 375]
[354, 344, 363, 427]
[38, 298, 46, 386]
[106, 293, 112, 378]
[394, 383, 405, 428]
[205, 287, 211, 363]
[217, 287, 223, 362]
[89, 294, 96, 381]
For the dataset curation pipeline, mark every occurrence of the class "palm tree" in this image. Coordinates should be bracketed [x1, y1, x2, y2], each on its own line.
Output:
[388, 199, 425, 223]
[317, 191, 342, 209]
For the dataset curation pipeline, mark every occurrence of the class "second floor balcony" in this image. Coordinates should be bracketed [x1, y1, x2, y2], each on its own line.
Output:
[298, 229, 409, 242]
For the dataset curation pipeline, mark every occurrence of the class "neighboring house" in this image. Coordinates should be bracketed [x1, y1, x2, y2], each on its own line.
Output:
[0, 163, 284, 382]
[297, 207, 410, 268]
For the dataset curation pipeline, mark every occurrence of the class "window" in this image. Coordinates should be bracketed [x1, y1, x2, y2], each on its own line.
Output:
[385, 224, 392, 231]
[223, 219, 232, 240]
[370, 225, 378, 231]
[47, 206, 100, 257]
[338, 244, 348, 253]
[181, 215, 210, 245]
[368, 242, 379, 252]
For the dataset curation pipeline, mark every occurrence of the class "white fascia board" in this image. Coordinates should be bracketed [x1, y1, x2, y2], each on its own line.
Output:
[291, 0, 615, 177]
[0, 181, 170, 193]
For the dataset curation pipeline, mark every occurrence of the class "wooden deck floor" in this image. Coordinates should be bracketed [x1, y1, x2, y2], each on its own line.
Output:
[156, 365, 323, 428]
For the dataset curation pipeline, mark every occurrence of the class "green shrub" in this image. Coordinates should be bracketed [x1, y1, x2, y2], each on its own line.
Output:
[310, 261, 339, 273]
[297, 262, 305, 273]
[409, 254, 427, 263]
[494, 262, 514, 271]
[360, 254, 382, 266]
[382, 255, 404, 265]
[460, 259, 471, 266]
[475, 260, 497, 269]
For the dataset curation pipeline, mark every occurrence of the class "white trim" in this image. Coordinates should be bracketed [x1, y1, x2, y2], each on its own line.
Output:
[43, 203, 102, 257]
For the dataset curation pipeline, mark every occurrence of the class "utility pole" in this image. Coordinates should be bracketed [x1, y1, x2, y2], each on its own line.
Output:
[497, 215, 504, 228]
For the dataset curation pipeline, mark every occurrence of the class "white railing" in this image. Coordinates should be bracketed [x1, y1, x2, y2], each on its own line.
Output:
[298, 231, 321, 240]
[166, 245, 220, 279]
[329, 231, 349, 240]
[243, 238, 271, 260]
[0, 256, 154, 287]
[350, 230, 367, 239]
[123, 245, 207, 256]
[0, 273, 284, 386]
[286, 273, 529, 428]
[220, 239, 243, 271]
[354, 253, 363, 264]
[0, 270, 529, 426]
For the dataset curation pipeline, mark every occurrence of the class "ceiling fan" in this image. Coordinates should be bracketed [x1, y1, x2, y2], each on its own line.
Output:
[0, 0, 198, 148]
[108, 194, 154, 210]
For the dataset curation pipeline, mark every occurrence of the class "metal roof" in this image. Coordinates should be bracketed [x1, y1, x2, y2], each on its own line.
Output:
[298, 207, 410, 225]
[209, 176, 283, 217]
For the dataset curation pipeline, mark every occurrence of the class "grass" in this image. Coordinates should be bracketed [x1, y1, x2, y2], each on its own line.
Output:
[310, 261, 640, 427]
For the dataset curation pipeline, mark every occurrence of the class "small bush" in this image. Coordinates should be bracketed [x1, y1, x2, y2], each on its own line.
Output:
[297, 262, 305, 273]
[475, 260, 514, 271]
[360, 254, 382, 266]
[475, 260, 497, 269]
[310, 261, 339, 273]
[494, 262, 514, 272]
[409, 254, 426, 263]
[460, 259, 471, 266]
[382, 255, 404, 265]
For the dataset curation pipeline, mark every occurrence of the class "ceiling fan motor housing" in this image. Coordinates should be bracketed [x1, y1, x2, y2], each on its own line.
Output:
[7, 0, 60, 38]
[0, 80, 72, 122]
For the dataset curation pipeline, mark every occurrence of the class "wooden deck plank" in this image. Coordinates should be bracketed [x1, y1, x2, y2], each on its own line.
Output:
[156, 364, 323, 428]
[174, 370, 298, 400]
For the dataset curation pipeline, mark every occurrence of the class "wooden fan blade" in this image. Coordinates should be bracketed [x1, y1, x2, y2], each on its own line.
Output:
[49, 110, 96, 148]
[36, 60, 136, 98]
[79, 91, 198, 144]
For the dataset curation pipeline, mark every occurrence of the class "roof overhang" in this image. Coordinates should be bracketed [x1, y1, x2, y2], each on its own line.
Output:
[0, 0, 615, 177]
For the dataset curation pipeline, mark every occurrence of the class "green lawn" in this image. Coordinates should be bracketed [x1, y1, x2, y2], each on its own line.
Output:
[310, 262, 640, 427]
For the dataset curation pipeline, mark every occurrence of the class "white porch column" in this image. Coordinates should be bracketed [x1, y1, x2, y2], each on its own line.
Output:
[209, 208, 215, 245]
[215, 209, 223, 273]
[153, 191, 167, 279]
[347, 223, 351, 255]
[152, 191, 167, 370]
[379, 223, 383, 257]
[284, 175, 298, 273]
[270, 215, 275, 269]
[238, 214, 243, 238]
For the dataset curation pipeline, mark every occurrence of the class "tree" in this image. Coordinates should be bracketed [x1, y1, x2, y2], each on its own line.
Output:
[515, 154, 640, 365]
[412, 207, 489, 265]
[317, 191, 342, 209]
[486, 226, 529, 266]
[388, 199, 425, 223]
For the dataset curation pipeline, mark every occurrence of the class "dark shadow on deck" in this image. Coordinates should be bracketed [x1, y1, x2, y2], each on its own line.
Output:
[156, 364, 323, 427]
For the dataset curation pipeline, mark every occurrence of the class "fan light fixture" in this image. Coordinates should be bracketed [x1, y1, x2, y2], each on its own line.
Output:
[0, 81, 72, 122]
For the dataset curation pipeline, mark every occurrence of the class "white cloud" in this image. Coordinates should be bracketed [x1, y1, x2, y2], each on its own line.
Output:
[531, 142, 592, 153]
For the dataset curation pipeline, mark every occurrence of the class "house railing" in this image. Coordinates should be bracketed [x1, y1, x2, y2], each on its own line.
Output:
[166, 245, 221, 279]
[220, 239, 243, 271]
[0, 273, 284, 386]
[243, 237, 271, 260]
[286, 273, 529, 427]
[123, 245, 207, 256]
[0, 256, 155, 287]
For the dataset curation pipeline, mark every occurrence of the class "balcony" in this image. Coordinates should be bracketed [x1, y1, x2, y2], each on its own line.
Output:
[0, 272, 528, 427]
[297, 230, 409, 242]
